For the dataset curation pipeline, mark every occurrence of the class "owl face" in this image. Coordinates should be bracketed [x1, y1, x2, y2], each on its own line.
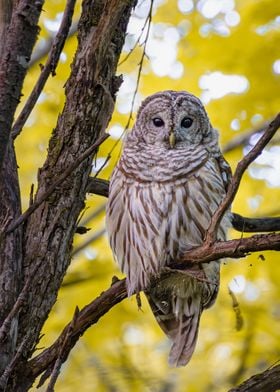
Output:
[133, 90, 212, 148]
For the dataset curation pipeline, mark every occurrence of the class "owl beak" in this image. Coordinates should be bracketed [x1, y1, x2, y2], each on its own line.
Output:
[169, 131, 176, 148]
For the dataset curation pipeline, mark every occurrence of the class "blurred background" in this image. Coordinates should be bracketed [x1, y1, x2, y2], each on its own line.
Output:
[16, 0, 280, 390]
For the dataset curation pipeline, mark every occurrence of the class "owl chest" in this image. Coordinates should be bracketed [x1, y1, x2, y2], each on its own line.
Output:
[111, 167, 221, 261]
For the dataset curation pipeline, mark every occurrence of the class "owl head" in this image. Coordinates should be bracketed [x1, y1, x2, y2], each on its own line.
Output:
[129, 90, 216, 149]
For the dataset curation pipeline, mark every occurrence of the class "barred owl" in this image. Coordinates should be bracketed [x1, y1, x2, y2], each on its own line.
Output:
[106, 90, 231, 367]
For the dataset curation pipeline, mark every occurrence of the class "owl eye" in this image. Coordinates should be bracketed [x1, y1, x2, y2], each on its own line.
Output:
[181, 117, 193, 128]
[152, 117, 164, 127]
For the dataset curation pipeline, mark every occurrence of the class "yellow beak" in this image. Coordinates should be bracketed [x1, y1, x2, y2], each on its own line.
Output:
[169, 132, 175, 148]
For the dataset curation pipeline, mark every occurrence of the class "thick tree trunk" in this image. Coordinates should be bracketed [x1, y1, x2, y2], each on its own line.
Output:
[0, 0, 44, 381]
[0, 146, 22, 378]
[0, 0, 136, 390]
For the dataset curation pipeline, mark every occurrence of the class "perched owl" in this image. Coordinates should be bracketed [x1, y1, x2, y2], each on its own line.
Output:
[106, 90, 231, 367]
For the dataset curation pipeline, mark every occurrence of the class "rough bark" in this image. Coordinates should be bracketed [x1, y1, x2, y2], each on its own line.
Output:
[0, 146, 22, 379]
[0, 0, 45, 168]
[0, 0, 14, 56]
[0, 0, 136, 390]
[229, 364, 280, 392]
[0, 0, 44, 380]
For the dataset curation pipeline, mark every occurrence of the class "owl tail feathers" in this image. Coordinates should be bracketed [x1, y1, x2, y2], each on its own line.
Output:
[168, 309, 201, 367]
[146, 290, 202, 367]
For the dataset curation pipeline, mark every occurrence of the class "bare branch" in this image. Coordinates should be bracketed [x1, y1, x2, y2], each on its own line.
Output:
[118, 12, 150, 66]
[205, 113, 280, 244]
[232, 213, 280, 232]
[87, 177, 109, 197]
[4, 133, 109, 235]
[180, 232, 280, 265]
[228, 363, 280, 392]
[11, 0, 77, 139]
[124, 0, 153, 130]
[99, 0, 155, 168]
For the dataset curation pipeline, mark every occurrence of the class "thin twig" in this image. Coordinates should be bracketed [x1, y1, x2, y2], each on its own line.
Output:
[11, 0, 77, 139]
[100, 0, 154, 173]
[118, 10, 150, 66]
[205, 113, 280, 244]
[80, 203, 107, 225]
[124, 0, 153, 131]
[5, 133, 109, 235]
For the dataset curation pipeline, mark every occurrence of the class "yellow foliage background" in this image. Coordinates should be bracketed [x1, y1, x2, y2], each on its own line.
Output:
[15, 0, 280, 390]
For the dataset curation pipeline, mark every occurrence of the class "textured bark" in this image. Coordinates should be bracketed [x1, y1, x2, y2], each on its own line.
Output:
[0, 0, 44, 168]
[0, 0, 136, 390]
[229, 364, 280, 392]
[0, 146, 22, 378]
[0, 0, 14, 56]
[0, 0, 44, 380]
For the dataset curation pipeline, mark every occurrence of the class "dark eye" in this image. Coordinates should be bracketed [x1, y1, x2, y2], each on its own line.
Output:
[181, 117, 193, 128]
[152, 117, 164, 127]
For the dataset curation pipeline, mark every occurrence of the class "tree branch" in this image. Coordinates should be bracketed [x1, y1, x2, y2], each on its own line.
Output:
[11, 0, 77, 139]
[205, 113, 280, 244]
[87, 177, 109, 197]
[5, 133, 109, 235]
[231, 213, 280, 232]
[0, 0, 45, 169]
[228, 363, 280, 392]
[179, 232, 280, 264]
